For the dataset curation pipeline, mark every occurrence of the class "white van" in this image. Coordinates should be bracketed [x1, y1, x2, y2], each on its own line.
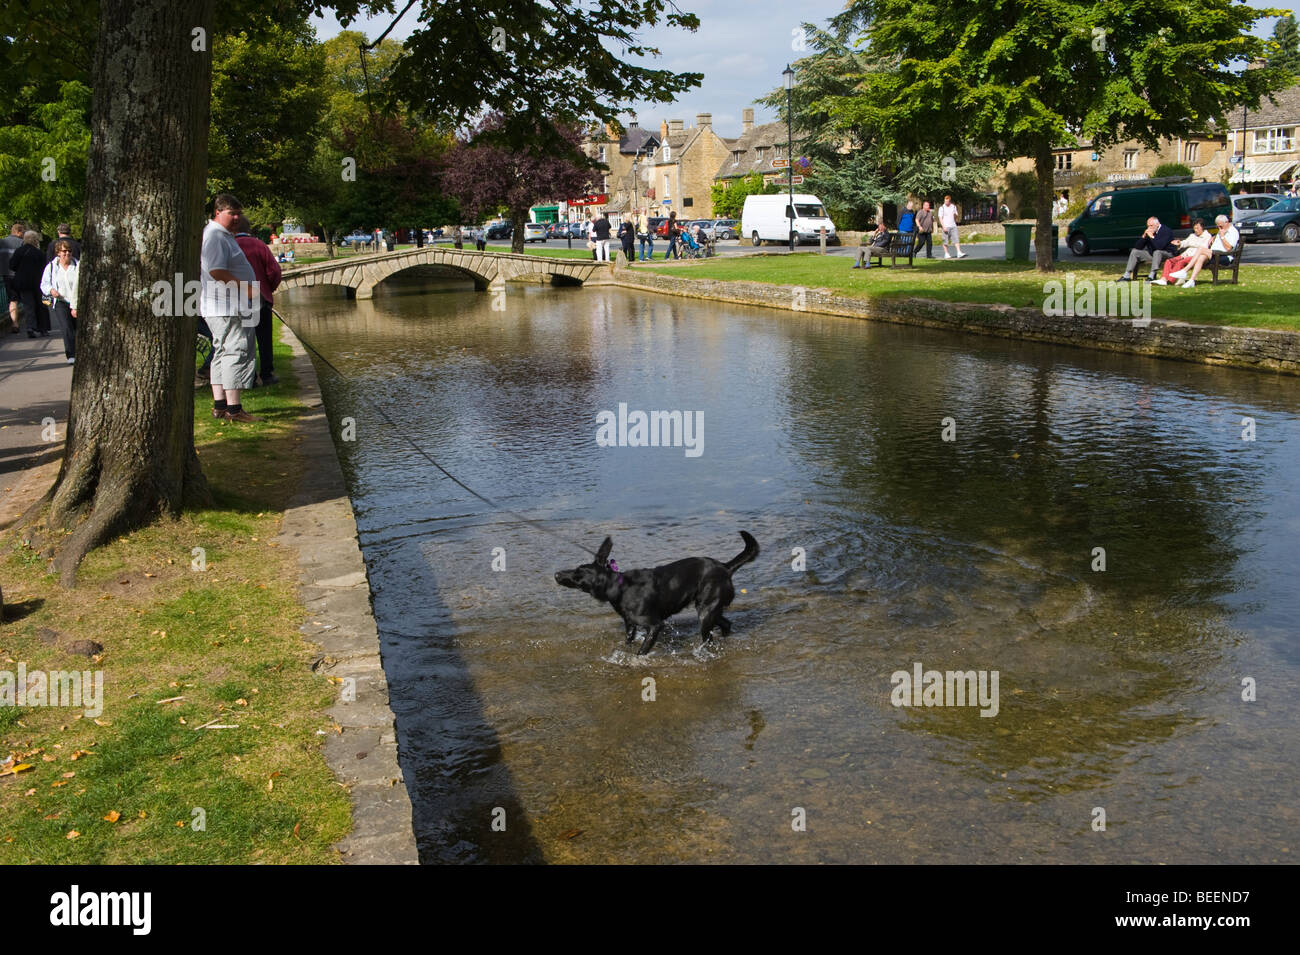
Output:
[741, 194, 837, 246]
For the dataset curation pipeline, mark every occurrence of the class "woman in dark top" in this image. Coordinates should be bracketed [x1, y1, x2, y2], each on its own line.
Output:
[617, 219, 635, 264]
[11, 231, 51, 337]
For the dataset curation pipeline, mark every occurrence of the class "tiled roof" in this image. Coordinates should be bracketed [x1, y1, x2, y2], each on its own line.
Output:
[620, 126, 659, 155]
[1237, 83, 1300, 129]
[715, 120, 797, 180]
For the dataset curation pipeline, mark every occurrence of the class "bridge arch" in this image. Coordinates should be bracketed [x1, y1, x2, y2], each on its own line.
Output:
[278, 246, 608, 299]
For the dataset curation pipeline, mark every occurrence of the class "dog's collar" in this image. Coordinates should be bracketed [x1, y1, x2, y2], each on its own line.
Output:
[608, 559, 624, 586]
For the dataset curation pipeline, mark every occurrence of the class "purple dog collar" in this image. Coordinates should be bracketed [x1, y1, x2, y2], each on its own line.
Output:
[608, 559, 624, 585]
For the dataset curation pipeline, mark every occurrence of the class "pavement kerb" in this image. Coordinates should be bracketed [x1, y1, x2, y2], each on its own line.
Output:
[275, 322, 418, 865]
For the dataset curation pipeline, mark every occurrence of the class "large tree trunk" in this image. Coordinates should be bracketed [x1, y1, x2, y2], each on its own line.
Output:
[510, 204, 527, 254]
[34, 0, 215, 584]
[1034, 139, 1056, 273]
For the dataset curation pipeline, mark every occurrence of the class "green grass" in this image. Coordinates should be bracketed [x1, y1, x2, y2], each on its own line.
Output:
[640, 253, 1300, 331]
[0, 318, 352, 863]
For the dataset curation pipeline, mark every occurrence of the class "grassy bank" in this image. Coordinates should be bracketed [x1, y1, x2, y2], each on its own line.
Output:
[639, 254, 1300, 331]
[0, 320, 351, 863]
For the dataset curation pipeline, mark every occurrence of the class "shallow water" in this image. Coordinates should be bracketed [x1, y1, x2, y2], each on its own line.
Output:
[281, 271, 1300, 863]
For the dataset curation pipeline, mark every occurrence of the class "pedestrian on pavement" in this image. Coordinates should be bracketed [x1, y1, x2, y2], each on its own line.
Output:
[637, 209, 655, 261]
[592, 212, 612, 262]
[453, 225, 463, 250]
[618, 218, 635, 263]
[475, 226, 487, 252]
[666, 211, 680, 259]
[915, 201, 935, 258]
[201, 194, 261, 423]
[233, 214, 282, 387]
[938, 195, 965, 259]
[1, 222, 26, 332]
[11, 231, 53, 337]
[40, 239, 78, 363]
[45, 224, 81, 263]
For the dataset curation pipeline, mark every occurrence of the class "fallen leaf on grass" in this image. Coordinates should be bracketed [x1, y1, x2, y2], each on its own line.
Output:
[61, 772, 75, 779]
[0, 762, 33, 777]
[69, 750, 93, 760]
[51, 780, 68, 788]
[104, 810, 121, 823]
[156, 696, 185, 705]
[267, 771, 282, 791]
[560, 829, 584, 840]
[138, 811, 147, 819]
[66, 831, 79, 840]
[93, 719, 111, 726]
[293, 823, 301, 840]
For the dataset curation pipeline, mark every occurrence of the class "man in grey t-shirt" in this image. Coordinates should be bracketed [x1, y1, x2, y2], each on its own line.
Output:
[201, 194, 260, 423]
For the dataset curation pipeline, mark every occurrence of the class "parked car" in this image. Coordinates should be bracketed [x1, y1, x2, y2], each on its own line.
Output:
[713, 218, 739, 239]
[485, 221, 512, 240]
[338, 231, 373, 247]
[1231, 193, 1283, 216]
[689, 220, 717, 240]
[566, 221, 588, 239]
[1234, 196, 1300, 243]
[1065, 181, 1231, 255]
[742, 194, 838, 245]
[523, 222, 548, 243]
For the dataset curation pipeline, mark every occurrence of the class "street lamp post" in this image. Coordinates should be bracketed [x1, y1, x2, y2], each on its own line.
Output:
[784, 64, 795, 252]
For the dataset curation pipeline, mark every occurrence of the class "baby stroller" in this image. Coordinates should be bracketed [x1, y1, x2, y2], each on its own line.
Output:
[680, 229, 709, 259]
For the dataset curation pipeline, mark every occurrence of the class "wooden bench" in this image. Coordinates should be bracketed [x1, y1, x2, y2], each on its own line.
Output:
[1207, 241, 1244, 285]
[866, 230, 916, 268]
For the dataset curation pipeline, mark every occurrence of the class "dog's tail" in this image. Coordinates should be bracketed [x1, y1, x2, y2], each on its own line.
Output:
[725, 531, 760, 572]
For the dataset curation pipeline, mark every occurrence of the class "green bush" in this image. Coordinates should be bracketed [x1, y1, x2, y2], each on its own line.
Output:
[1152, 162, 1193, 180]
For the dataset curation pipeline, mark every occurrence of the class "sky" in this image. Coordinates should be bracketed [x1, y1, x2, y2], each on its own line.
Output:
[313, 1, 1300, 142]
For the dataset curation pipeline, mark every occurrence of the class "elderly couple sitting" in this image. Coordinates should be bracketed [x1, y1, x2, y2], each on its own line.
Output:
[1119, 215, 1238, 289]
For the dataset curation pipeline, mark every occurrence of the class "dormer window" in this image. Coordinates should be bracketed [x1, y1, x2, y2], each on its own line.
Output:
[662, 144, 671, 161]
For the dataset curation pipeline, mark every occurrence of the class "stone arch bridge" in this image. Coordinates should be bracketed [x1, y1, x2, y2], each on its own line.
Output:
[279, 247, 611, 299]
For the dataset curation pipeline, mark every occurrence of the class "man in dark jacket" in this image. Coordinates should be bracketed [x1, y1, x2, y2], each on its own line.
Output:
[1121, 217, 1175, 281]
[45, 224, 81, 263]
[1, 222, 25, 332]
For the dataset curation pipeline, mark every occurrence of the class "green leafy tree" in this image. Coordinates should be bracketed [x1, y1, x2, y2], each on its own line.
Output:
[0, 81, 91, 234]
[824, 0, 1292, 270]
[208, 18, 328, 214]
[1269, 14, 1300, 77]
[711, 173, 781, 220]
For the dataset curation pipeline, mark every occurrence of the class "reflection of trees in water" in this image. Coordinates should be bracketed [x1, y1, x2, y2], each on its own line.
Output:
[775, 320, 1277, 793]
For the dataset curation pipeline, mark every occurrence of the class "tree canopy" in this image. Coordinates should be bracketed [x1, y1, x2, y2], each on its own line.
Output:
[822, 0, 1293, 268]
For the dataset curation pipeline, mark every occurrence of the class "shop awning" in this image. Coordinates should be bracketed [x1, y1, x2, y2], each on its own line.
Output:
[1230, 160, 1296, 184]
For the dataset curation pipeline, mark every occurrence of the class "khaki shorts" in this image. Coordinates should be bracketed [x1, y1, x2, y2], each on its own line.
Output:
[206, 313, 257, 390]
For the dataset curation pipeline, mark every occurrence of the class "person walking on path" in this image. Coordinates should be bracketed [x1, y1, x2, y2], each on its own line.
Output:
[938, 195, 965, 258]
[201, 194, 261, 423]
[44, 224, 81, 264]
[1, 222, 26, 333]
[591, 212, 612, 262]
[914, 201, 935, 259]
[666, 211, 680, 259]
[39, 239, 78, 363]
[637, 209, 655, 261]
[11, 231, 52, 337]
[233, 215, 282, 387]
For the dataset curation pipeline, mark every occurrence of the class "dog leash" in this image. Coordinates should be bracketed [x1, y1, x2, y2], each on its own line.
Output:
[271, 306, 599, 559]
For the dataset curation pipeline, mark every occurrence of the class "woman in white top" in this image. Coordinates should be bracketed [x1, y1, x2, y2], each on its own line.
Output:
[1173, 214, 1238, 289]
[40, 239, 79, 363]
[1153, 219, 1211, 285]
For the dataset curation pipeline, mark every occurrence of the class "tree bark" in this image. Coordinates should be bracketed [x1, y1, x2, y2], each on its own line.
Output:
[33, 0, 215, 584]
[1034, 138, 1056, 273]
[510, 204, 527, 254]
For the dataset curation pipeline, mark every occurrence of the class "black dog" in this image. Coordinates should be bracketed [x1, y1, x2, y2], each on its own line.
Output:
[554, 531, 759, 655]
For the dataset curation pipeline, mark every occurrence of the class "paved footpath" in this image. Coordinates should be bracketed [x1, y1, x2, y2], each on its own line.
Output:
[0, 329, 71, 531]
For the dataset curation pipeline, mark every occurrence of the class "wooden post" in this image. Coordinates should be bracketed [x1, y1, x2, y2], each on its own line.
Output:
[819, 227, 827, 254]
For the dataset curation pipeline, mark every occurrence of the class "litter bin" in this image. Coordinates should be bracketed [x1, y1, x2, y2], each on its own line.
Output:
[1031, 224, 1060, 261]
[1003, 222, 1033, 261]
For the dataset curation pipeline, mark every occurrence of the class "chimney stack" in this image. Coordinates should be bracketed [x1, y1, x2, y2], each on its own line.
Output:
[660, 119, 669, 141]
[669, 119, 684, 133]
[696, 113, 712, 130]
[742, 108, 754, 133]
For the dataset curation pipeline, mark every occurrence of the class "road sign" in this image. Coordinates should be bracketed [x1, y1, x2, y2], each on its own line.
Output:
[771, 158, 790, 168]
[791, 175, 804, 184]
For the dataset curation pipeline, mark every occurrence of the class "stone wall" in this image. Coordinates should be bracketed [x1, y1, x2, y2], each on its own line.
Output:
[613, 270, 1300, 375]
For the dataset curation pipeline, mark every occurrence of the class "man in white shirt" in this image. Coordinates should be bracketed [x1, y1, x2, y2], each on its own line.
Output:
[1171, 214, 1238, 289]
[938, 195, 965, 258]
[201, 194, 261, 422]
